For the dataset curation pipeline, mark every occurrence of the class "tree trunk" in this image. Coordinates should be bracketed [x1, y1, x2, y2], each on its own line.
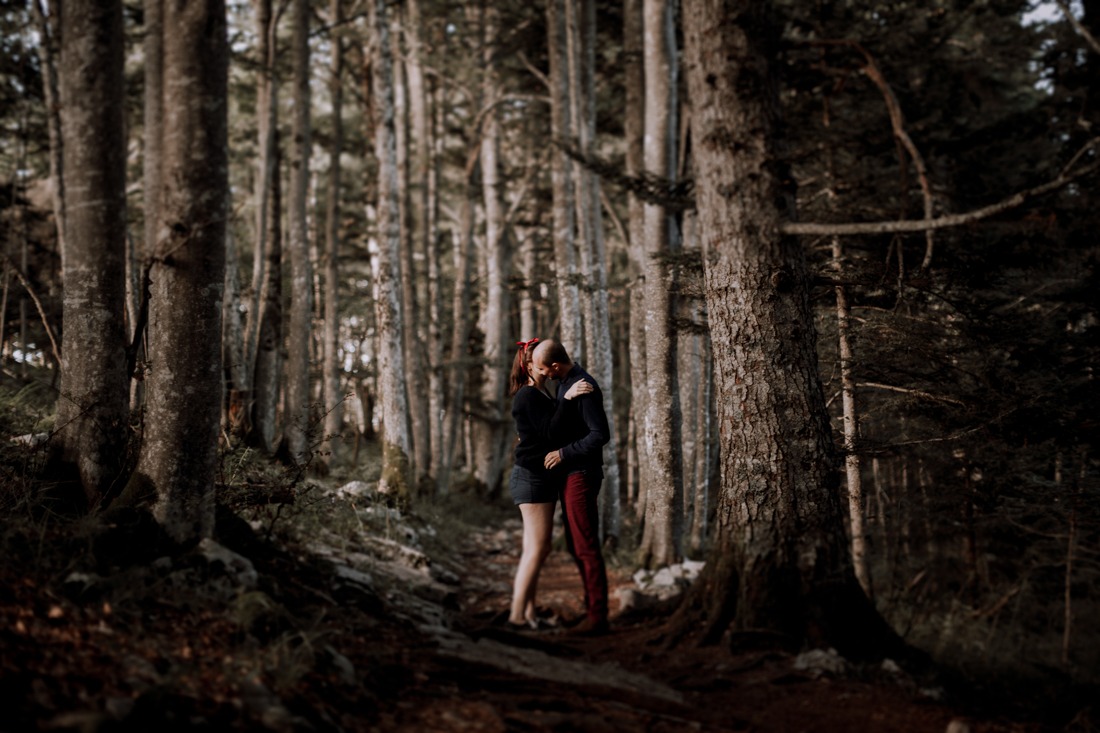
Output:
[404, 0, 437, 487]
[136, 0, 162, 411]
[623, 0, 648, 519]
[471, 2, 511, 494]
[252, 138, 283, 454]
[53, 0, 129, 507]
[675, 0, 902, 658]
[546, 0, 582, 353]
[425, 74, 445, 484]
[284, 0, 314, 464]
[439, 166, 476, 493]
[222, 226, 248, 438]
[243, 0, 279, 418]
[31, 0, 66, 258]
[637, 0, 683, 569]
[832, 237, 872, 597]
[567, 0, 621, 544]
[132, 0, 228, 545]
[370, 0, 412, 499]
[321, 0, 345, 465]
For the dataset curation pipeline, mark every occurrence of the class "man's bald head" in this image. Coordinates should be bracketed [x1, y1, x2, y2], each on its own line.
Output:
[532, 339, 572, 379]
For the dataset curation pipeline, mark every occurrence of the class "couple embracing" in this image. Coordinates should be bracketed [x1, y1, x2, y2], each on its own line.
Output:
[506, 338, 610, 637]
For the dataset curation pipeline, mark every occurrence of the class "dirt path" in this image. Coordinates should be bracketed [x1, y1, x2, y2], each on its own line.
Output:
[375, 515, 1039, 733]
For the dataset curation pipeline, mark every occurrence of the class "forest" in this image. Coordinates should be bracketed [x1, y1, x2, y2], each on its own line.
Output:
[0, 0, 1098, 730]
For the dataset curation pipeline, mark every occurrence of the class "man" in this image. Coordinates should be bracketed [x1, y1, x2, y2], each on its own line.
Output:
[532, 339, 611, 635]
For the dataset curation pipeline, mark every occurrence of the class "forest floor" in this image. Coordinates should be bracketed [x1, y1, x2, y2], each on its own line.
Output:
[0, 463, 1085, 733]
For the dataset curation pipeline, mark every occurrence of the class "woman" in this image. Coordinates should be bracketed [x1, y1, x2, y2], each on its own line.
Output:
[506, 337, 592, 629]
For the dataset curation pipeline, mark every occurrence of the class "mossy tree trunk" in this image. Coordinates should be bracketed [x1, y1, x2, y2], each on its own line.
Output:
[370, 0, 412, 500]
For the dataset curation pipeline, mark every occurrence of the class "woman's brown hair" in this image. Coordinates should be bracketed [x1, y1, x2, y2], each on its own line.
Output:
[509, 338, 539, 396]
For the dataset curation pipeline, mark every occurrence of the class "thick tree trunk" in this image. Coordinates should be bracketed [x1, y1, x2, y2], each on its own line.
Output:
[637, 0, 683, 568]
[53, 0, 129, 506]
[322, 0, 345, 465]
[284, 0, 314, 464]
[133, 0, 228, 544]
[370, 0, 412, 499]
[676, 0, 901, 658]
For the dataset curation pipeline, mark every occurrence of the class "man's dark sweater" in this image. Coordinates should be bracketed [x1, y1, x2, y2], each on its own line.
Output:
[555, 364, 611, 472]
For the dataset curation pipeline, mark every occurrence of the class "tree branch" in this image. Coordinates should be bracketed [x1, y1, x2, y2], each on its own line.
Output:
[3, 255, 60, 367]
[1055, 0, 1100, 56]
[812, 39, 938, 270]
[783, 138, 1100, 236]
[855, 381, 966, 407]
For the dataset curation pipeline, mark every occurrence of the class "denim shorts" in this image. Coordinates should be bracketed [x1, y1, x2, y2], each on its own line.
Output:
[509, 464, 562, 505]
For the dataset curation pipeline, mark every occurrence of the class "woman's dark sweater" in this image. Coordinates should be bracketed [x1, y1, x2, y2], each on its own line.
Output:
[511, 385, 569, 471]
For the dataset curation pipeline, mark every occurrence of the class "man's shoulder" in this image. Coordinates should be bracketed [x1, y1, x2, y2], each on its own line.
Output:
[570, 364, 601, 388]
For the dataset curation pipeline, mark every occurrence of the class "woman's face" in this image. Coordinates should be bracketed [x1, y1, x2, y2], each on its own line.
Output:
[527, 357, 545, 387]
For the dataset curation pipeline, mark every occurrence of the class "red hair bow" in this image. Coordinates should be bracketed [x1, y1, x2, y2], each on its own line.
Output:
[516, 338, 539, 377]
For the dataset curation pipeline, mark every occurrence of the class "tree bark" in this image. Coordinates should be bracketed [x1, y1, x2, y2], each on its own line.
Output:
[439, 160, 477, 493]
[243, 0, 279, 419]
[392, 12, 427, 487]
[637, 0, 683, 568]
[53, 0, 129, 507]
[567, 0, 621, 544]
[471, 2, 511, 494]
[132, 0, 228, 545]
[623, 0, 648, 518]
[322, 0, 345, 465]
[222, 226, 248, 438]
[546, 0, 583, 353]
[675, 0, 902, 658]
[252, 138, 283, 454]
[832, 237, 872, 597]
[284, 0, 314, 464]
[404, 0, 438, 487]
[31, 0, 66, 258]
[370, 0, 412, 499]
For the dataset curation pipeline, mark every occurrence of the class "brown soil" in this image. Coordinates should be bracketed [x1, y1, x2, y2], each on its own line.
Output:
[376, 516, 1047, 733]
[0, 504, 1062, 733]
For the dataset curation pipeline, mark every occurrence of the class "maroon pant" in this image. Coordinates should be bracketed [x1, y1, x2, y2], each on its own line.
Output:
[560, 470, 608, 622]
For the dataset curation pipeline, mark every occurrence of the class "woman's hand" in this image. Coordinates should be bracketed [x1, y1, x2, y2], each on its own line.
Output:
[545, 450, 562, 469]
[564, 379, 593, 401]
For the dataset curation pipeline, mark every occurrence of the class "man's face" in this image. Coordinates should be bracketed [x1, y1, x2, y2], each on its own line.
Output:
[534, 357, 562, 380]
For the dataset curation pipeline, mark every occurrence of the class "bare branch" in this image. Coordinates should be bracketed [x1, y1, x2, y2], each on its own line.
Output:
[3, 255, 60, 367]
[1055, 0, 1100, 55]
[856, 381, 967, 407]
[813, 39, 938, 270]
[784, 139, 1100, 236]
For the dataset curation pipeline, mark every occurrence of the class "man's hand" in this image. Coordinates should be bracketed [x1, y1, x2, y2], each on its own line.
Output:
[544, 450, 562, 469]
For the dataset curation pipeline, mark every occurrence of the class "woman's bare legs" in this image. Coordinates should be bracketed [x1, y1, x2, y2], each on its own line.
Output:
[509, 501, 555, 625]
